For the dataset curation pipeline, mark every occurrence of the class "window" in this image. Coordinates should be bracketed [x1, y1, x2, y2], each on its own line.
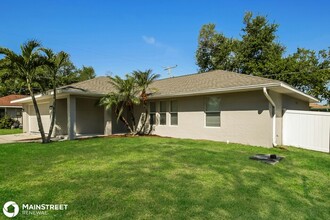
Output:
[205, 97, 221, 127]
[159, 101, 167, 125]
[16, 110, 22, 117]
[0, 109, 5, 118]
[170, 100, 178, 125]
[149, 102, 156, 125]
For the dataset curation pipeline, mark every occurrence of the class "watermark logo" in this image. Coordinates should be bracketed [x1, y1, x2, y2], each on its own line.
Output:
[3, 201, 19, 218]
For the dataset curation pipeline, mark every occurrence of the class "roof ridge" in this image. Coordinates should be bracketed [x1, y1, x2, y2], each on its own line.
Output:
[62, 76, 109, 88]
[152, 69, 280, 83]
[220, 70, 281, 83]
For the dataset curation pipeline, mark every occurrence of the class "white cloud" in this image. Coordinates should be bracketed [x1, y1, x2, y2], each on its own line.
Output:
[142, 35, 179, 58]
[142, 36, 156, 45]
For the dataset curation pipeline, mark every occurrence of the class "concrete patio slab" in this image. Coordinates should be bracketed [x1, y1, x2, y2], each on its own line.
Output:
[0, 133, 41, 144]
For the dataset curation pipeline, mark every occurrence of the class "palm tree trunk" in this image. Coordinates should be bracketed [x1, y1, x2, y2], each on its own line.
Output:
[137, 101, 148, 134]
[46, 76, 56, 143]
[27, 78, 46, 143]
[115, 108, 133, 134]
[128, 104, 137, 134]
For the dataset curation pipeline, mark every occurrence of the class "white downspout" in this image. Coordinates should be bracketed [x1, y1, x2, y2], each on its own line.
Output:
[263, 87, 277, 147]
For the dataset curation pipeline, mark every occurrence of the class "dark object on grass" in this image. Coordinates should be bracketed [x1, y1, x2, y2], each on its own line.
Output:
[249, 154, 284, 165]
[270, 154, 277, 159]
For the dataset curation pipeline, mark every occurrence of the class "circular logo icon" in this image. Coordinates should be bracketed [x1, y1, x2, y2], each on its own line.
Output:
[3, 201, 19, 218]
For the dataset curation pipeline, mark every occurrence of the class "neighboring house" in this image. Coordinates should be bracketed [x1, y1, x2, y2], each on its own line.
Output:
[0, 95, 27, 123]
[12, 70, 318, 148]
[309, 103, 330, 112]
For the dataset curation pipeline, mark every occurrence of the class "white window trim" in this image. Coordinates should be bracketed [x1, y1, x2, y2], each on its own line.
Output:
[149, 101, 157, 126]
[169, 100, 178, 126]
[159, 100, 167, 126]
[204, 96, 221, 128]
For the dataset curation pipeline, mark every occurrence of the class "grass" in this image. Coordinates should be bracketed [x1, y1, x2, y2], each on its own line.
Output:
[0, 128, 22, 135]
[0, 137, 329, 219]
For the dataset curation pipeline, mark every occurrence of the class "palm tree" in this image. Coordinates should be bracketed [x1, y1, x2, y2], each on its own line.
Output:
[133, 69, 160, 133]
[100, 92, 134, 133]
[41, 48, 70, 142]
[100, 70, 159, 135]
[0, 40, 48, 142]
[101, 75, 140, 134]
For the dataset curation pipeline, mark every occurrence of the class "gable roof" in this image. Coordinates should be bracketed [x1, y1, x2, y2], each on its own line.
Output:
[59, 70, 280, 95]
[12, 70, 319, 103]
[151, 70, 281, 97]
[0, 95, 27, 107]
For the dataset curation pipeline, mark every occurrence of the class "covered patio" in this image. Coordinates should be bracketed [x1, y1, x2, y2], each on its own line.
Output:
[13, 93, 128, 140]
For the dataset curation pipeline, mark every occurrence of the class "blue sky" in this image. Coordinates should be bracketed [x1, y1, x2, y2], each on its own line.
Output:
[1, 0, 329, 78]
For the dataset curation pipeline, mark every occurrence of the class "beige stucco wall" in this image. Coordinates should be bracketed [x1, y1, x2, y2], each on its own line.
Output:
[138, 90, 274, 147]
[22, 104, 29, 132]
[19, 89, 310, 145]
[282, 94, 310, 110]
[76, 97, 104, 134]
[55, 99, 68, 135]
[268, 91, 283, 145]
[23, 101, 51, 133]
[111, 107, 130, 134]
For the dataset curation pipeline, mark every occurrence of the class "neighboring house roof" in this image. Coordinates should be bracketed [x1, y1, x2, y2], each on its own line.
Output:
[0, 95, 27, 107]
[309, 103, 330, 110]
[12, 70, 319, 104]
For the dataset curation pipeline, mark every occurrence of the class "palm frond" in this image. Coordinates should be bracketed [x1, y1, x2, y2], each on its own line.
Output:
[21, 40, 41, 60]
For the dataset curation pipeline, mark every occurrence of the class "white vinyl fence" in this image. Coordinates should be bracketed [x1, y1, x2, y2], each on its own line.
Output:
[283, 110, 330, 153]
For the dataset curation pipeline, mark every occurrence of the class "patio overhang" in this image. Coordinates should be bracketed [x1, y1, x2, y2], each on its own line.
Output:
[10, 89, 105, 104]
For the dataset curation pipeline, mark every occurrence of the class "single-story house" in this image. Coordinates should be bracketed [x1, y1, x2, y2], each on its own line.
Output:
[12, 70, 318, 147]
[0, 94, 27, 123]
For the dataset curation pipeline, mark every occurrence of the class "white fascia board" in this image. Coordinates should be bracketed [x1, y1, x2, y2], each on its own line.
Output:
[0, 106, 23, 108]
[10, 94, 43, 104]
[11, 90, 104, 104]
[280, 83, 319, 103]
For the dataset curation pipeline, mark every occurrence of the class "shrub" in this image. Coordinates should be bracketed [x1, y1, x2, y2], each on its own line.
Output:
[0, 115, 15, 129]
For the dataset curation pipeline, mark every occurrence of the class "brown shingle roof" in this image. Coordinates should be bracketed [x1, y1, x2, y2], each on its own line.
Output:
[60, 70, 281, 97]
[0, 95, 28, 107]
[151, 70, 280, 97]
[60, 76, 113, 94]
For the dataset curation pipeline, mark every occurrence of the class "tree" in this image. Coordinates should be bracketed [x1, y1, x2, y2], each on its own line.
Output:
[76, 66, 95, 81]
[196, 24, 237, 72]
[100, 69, 159, 135]
[195, 12, 329, 102]
[100, 75, 139, 134]
[0, 40, 48, 142]
[132, 69, 160, 133]
[237, 12, 285, 76]
[41, 48, 70, 142]
[281, 48, 330, 102]
[0, 55, 95, 97]
[0, 60, 28, 96]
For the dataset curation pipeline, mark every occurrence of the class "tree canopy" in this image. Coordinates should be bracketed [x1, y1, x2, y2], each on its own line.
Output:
[0, 40, 96, 143]
[0, 54, 95, 97]
[100, 69, 160, 135]
[196, 12, 330, 103]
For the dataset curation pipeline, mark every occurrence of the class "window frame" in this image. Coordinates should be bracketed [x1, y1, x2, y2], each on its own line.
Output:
[170, 100, 178, 126]
[204, 96, 221, 127]
[149, 101, 157, 125]
[159, 101, 167, 126]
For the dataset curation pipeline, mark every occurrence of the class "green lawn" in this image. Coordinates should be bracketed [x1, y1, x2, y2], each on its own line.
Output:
[0, 137, 329, 219]
[0, 128, 22, 135]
